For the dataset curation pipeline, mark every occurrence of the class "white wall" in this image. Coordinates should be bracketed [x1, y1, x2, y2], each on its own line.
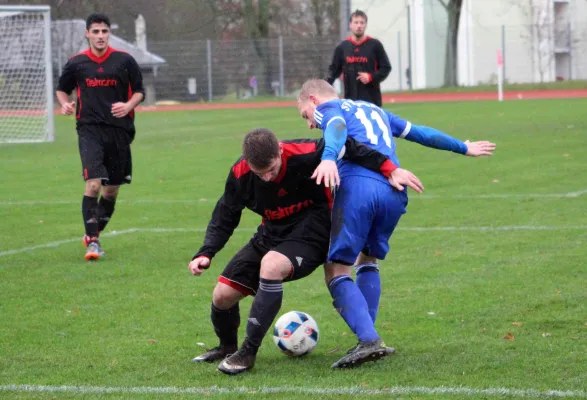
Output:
[423, 0, 447, 88]
[457, 0, 474, 86]
[571, 0, 587, 80]
[353, 0, 587, 89]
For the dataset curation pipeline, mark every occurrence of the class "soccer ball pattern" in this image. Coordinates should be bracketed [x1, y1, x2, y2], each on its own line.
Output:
[272, 311, 319, 356]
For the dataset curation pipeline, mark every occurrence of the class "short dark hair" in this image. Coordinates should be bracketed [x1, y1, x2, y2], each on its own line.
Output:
[350, 9, 367, 22]
[242, 128, 280, 169]
[86, 13, 111, 30]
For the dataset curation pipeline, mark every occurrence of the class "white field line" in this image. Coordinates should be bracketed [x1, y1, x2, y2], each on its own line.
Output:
[1, 226, 586, 258]
[0, 384, 584, 398]
[1, 189, 586, 206]
[565, 188, 587, 197]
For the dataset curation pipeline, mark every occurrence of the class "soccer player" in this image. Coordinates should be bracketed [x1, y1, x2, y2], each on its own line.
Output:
[56, 13, 145, 261]
[326, 9, 391, 107]
[188, 128, 422, 376]
[297, 78, 496, 368]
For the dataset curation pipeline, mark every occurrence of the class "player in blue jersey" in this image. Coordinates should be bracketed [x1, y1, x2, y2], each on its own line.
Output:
[297, 79, 495, 369]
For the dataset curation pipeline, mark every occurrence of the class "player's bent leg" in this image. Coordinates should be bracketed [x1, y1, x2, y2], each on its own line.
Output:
[354, 252, 381, 325]
[193, 282, 245, 363]
[219, 251, 291, 376]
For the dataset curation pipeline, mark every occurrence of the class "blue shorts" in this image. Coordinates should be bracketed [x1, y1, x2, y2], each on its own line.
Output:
[328, 175, 408, 265]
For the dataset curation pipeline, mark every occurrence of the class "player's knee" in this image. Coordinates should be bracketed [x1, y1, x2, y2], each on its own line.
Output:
[212, 282, 243, 309]
[323, 262, 352, 283]
[102, 185, 119, 200]
[356, 252, 377, 266]
[84, 180, 101, 196]
[260, 251, 292, 280]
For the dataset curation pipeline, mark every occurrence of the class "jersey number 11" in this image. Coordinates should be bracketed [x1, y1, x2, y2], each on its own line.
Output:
[354, 107, 392, 148]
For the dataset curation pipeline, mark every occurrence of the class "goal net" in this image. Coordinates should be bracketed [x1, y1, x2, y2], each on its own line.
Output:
[0, 5, 54, 143]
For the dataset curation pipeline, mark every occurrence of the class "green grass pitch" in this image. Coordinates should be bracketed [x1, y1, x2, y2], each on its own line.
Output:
[0, 99, 585, 399]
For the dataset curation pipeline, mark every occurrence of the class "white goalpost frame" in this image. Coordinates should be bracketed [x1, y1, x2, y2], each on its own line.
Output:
[0, 5, 54, 143]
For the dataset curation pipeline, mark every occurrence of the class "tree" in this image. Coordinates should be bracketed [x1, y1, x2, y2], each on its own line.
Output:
[437, 0, 463, 87]
[515, 0, 580, 83]
[515, 0, 554, 83]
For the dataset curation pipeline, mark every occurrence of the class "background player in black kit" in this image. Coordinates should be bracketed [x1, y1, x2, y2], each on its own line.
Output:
[188, 128, 421, 375]
[56, 13, 145, 261]
[326, 10, 391, 106]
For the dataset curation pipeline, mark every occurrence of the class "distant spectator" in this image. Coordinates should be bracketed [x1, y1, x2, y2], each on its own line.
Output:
[326, 10, 391, 106]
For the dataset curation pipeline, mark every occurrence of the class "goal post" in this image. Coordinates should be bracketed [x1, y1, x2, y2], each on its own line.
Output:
[0, 5, 54, 143]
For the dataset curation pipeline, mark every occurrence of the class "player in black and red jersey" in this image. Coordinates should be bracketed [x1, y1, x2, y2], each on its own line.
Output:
[188, 128, 422, 375]
[56, 13, 145, 261]
[326, 10, 391, 106]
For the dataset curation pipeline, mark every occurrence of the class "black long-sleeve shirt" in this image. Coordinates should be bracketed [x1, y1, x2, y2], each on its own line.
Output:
[194, 137, 396, 259]
[57, 46, 145, 134]
[326, 36, 391, 106]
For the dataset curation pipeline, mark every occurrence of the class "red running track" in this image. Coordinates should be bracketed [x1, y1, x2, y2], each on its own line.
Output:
[2, 89, 586, 117]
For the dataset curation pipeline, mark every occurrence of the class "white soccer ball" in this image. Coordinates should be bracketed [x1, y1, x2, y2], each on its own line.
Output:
[272, 310, 319, 357]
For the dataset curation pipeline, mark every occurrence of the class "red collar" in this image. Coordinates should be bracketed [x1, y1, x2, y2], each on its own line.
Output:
[347, 36, 371, 46]
[84, 46, 114, 63]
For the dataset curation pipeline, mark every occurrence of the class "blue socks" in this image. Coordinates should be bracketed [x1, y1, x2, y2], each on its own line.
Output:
[355, 263, 381, 323]
[328, 275, 379, 343]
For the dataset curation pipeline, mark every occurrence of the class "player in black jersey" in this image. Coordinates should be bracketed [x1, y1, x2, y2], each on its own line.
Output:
[188, 128, 421, 375]
[56, 13, 145, 261]
[326, 10, 391, 106]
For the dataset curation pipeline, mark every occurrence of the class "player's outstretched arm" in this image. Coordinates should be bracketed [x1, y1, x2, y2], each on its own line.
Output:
[385, 110, 495, 156]
[407, 124, 496, 157]
[462, 140, 496, 157]
[189, 168, 245, 274]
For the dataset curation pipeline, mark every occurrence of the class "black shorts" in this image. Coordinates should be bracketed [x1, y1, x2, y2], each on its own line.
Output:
[219, 213, 330, 296]
[78, 124, 133, 186]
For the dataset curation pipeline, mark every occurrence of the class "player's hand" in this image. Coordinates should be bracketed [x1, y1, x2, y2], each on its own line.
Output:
[188, 256, 211, 276]
[312, 160, 340, 188]
[357, 72, 372, 84]
[464, 140, 496, 157]
[388, 168, 424, 193]
[111, 102, 132, 118]
[61, 101, 75, 115]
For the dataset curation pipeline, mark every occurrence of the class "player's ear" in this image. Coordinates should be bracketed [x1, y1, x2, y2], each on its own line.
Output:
[309, 95, 318, 105]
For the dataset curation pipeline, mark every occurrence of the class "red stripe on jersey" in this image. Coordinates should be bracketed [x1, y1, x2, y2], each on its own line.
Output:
[324, 186, 334, 210]
[281, 141, 316, 156]
[218, 276, 255, 296]
[76, 86, 81, 119]
[232, 159, 251, 179]
[128, 83, 134, 118]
